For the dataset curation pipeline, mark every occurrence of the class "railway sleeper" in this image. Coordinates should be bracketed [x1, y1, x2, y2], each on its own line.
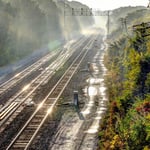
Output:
[62, 77, 71, 81]
[27, 125, 39, 129]
[32, 114, 44, 118]
[15, 109, 22, 113]
[63, 74, 72, 80]
[21, 129, 35, 135]
[11, 112, 20, 119]
[50, 91, 60, 96]
[29, 120, 42, 125]
[41, 105, 52, 109]
[19, 136, 34, 142]
[69, 67, 76, 71]
[58, 82, 66, 86]
[50, 94, 59, 98]
[13, 143, 28, 148]
[18, 134, 33, 140]
[30, 120, 43, 125]
[46, 100, 56, 105]
[34, 80, 41, 84]
[34, 114, 45, 118]
[53, 88, 62, 92]
[44, 103, 55, 107]
[52, 88, 63, 93]
[15, 139, 29, 143]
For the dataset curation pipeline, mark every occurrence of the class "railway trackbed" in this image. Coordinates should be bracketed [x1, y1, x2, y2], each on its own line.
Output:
[0, 36, 88, 133]
[5, 35, 97, 150]
[0, 36, 84, 105]
[0, 51, 58, 97]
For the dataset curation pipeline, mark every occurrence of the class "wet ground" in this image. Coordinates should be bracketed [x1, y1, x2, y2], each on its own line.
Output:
[49, 36, 108, 150]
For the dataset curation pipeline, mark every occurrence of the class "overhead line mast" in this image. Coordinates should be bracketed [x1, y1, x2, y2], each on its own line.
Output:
[147, 0, 150, 8]
[64, 7, 111, 38]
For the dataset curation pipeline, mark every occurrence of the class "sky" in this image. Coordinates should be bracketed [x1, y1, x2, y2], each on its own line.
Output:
[68, 0, 148, 10]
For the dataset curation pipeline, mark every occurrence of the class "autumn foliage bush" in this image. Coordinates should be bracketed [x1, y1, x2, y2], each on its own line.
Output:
[98, 34, 150, 149]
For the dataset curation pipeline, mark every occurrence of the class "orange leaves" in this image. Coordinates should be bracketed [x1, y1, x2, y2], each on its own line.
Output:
[136, 101, 150, 115]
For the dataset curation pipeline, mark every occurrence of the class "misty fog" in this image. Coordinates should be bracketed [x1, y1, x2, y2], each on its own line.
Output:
[0, 0, 95, 68]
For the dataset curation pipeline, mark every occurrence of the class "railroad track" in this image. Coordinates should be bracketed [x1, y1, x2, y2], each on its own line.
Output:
[0, 51, 59, 96]
[0, 36, 88, 132]
[0, 36, 83, 98]
[6, 35, 97, 150]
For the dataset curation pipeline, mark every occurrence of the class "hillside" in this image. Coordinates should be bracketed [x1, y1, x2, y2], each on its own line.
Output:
[108, 6, 150, 40]
[98, 7, 150, 149]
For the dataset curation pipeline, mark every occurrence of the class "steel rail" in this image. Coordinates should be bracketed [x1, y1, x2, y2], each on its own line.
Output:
[0, 36, 88, 131]
[6, 35, 97, 150]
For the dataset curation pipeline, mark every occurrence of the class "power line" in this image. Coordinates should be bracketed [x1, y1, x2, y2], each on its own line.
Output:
[64, 7, 111, 37]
